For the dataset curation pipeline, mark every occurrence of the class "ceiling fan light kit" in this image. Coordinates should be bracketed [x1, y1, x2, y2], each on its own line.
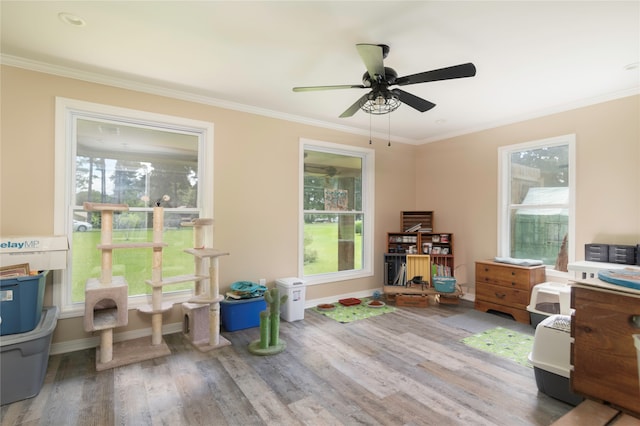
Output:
[293, 43, 476, 117]
[359, 92, 401, 115]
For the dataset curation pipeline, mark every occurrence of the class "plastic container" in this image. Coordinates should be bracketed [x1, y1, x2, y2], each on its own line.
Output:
[220, 297, 266, 332]
[0, 271, 48, 336]
[608, 245, 637, 265]
[1, 306, 58, 405]
[275, 277, 306, 322]
[528, 314, 583, 406]
[585, 243, 609, 262]
[432, 276, 456, 293]
[526, 282, 572, 328]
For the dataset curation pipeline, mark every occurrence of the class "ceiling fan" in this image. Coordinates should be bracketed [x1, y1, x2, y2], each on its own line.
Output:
[293, 44, 476, 118]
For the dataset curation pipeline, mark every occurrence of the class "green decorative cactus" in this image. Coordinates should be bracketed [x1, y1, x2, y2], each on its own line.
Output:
[258, 310, 270, 349]
[265, 288, 288, 347]
[248, 288, 288, 355]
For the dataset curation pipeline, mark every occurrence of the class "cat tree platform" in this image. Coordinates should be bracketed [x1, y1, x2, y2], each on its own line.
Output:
[95, 336, 171, 371]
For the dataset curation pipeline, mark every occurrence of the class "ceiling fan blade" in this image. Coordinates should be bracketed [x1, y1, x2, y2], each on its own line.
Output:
[293, 84, 365, 92]
[395, 63, 476, 86]
[339, 93, 370, 118]
[356, 44, 385, 81]
[392, 89, 436, 112]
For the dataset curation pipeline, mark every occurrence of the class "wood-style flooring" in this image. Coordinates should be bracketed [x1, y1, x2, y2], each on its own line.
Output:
[1, 301, 574, 425]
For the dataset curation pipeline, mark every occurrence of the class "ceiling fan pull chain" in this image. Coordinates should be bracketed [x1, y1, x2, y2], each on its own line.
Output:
[388, 112, 391, 147]
[369, 112, 372, 144]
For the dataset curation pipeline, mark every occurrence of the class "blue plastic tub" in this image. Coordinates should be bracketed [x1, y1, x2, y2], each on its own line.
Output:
[220, 296, 266, 332]
[0, 271, 48, 336]
[433, 276, 456, 293]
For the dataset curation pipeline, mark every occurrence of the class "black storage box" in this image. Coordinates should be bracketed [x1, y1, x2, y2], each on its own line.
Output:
[584, 244, 609, 262]
[608, 245, 637, 265]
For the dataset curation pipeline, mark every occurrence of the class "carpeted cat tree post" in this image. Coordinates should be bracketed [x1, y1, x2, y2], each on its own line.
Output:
[248, 287, 288, 355]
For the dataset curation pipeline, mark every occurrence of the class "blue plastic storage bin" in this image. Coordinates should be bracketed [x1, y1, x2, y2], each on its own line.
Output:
[1, 306, 58, 405]
[220, 296, 266, 332]
[0, 271, 48, 336]
[433, 276, 456, 293]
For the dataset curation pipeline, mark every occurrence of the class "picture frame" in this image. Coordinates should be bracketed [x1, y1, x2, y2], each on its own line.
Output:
[0, 263, 30, 278]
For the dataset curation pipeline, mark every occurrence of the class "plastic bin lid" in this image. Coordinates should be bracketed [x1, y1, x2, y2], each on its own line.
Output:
[0, 306, 58, 348]
[275, 277, 305, 287]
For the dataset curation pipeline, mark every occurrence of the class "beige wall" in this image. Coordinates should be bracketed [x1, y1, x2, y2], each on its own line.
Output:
[2, 65, 639, 348]
[415, 95, 640, 291]
[1, 65, 418, 347]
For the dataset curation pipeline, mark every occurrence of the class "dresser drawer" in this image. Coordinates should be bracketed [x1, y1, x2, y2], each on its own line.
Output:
[476, 282, 530, 308]
[475, 261, 544, 290]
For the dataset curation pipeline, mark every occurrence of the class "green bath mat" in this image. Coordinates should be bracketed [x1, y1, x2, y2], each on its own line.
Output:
[311, 298, 396, 323]
[462, 327, 534, 367]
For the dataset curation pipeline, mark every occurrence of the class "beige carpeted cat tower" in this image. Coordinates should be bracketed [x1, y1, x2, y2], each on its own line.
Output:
[83, 203, 230, 371]
[180, 218, 231, 351]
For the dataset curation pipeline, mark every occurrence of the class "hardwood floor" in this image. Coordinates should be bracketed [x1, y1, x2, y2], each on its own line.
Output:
[1, 301, 573, 425]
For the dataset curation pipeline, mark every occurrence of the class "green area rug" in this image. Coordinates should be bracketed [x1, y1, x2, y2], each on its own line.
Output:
[461, 327, 534, 367]
[311, 298, 396, 323]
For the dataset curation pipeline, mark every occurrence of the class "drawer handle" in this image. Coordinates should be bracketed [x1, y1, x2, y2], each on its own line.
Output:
[495, 292, 506, 299]
[511, 272, 515, 276]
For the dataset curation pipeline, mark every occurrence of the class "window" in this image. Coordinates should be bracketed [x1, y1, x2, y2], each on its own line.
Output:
[300, 139, 374, 284]
[54, 98, 213, 316]
[498, 134, 575, 270]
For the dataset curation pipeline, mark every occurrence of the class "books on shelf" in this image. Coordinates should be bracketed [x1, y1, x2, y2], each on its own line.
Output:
[432, 263, 452, 277]
[404, 223, 421, 232]
[393, 263, 407, 286]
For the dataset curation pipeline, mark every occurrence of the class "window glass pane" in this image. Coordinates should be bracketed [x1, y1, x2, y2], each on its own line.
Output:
[303, 213, 363, 275]
[507, 143, 570, 266]
[76, 119, 198, 207]
[303, 148, 364, 276]
[71, 118, 200, 302]
[71, 217, 196, 302]
[510, 208, 568, 265]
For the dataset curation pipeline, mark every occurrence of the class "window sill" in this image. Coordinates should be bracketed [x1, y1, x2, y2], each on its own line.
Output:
[545, 267, 573, 284]
[303, 269, 374, 286]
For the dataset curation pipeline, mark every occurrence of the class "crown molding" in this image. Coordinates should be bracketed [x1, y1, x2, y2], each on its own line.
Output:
[0, 54, 416, 145]
[3, 54, 637, 147]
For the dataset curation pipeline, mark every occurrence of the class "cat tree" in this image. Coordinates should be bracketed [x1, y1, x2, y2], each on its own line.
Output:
[180, 218, 231, 351]
[83, 203, 230, 371]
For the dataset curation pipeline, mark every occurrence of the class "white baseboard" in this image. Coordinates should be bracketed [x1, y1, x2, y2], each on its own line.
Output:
[50, 289, 382, 355]
[50, 322, 183, 355]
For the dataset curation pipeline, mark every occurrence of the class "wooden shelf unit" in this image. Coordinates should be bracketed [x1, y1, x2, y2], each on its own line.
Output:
[385, 231, 455, 284]
[400, 211, 433, 233]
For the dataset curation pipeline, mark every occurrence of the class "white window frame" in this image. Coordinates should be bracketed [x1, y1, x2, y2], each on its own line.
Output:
[498, 134, 576, 274]
[54, 97, 214, 318]
[299, 138, 375, 285]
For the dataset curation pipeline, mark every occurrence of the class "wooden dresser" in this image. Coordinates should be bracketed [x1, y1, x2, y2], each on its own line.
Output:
[474, 260, 546, 323]
[571, 281, 640, 417]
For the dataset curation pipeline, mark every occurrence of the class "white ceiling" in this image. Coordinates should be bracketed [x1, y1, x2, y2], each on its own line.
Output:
[2, 1, 639, 144]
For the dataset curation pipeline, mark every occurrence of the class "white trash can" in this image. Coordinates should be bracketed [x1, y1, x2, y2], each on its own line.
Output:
[275, 277, 306, 322]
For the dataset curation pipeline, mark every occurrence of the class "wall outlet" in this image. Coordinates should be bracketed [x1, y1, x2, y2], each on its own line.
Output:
[259, 278, 266, 286]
